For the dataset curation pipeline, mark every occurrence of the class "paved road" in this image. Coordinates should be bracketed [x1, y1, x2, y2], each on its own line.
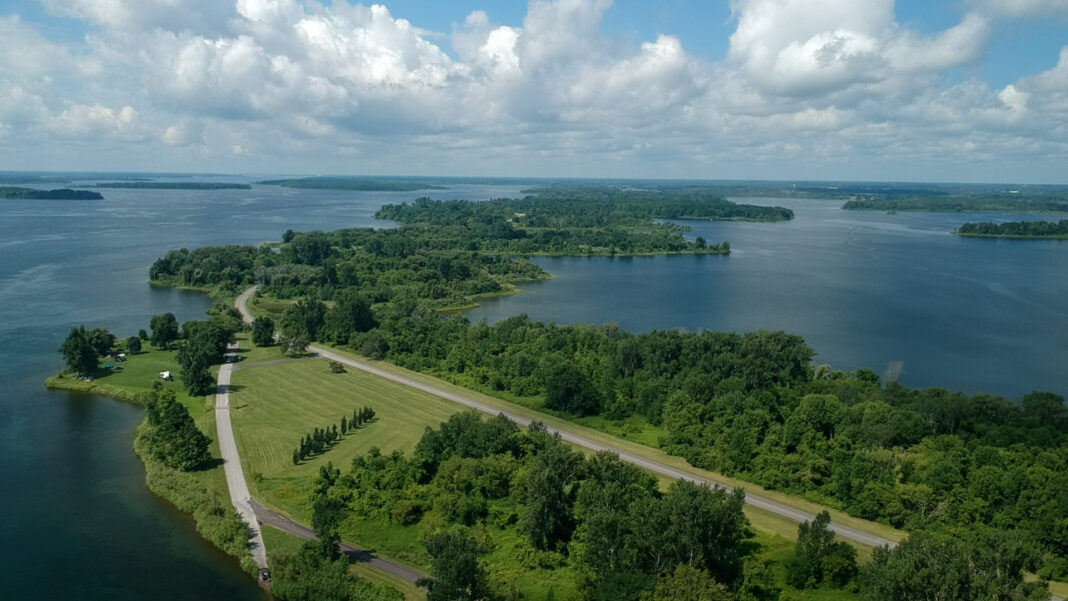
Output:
[250, 499, 427, 584]
[234, 286, 895, 549]
[215, 344, 269, 570]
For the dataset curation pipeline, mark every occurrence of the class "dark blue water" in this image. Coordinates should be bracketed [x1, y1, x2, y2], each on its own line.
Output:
[469, 199, 1068, 399]
[0, 181, 526, 600]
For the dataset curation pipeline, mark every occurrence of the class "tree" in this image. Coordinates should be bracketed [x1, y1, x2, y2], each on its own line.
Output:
[60, 325, 98, 375]
[419, 529, 492, 601]
[251, 316, 275, 346]
[573, 451, 657, 578]
[641, 565, 732, 601]
[323, 289, 377, 344]
[542, 360, 600, 416]
[138, 328, 149, 341]
[143, 389, 212, 470]
[521, 438, 584, 551]
[125, 336, 142, 354]
[632, 481, 752, 584]
[150, 312, 179, 349]
[785, 511, 857, 588]
[177, 319, 230, 396]
[280, 332, 310, 357]
[85, 327, 116, 356]
[861, 530, 1048, 601]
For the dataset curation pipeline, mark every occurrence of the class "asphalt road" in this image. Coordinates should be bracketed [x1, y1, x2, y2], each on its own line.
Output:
[214, 343, 269, 569]
[234, 285, 896, 550]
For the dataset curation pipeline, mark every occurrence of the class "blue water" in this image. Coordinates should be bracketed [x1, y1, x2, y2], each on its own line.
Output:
[468, 199, 1068, 398]
[0, 180, 526, 600]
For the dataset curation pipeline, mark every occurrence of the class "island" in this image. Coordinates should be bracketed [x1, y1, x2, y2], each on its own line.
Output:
[955, 219, 1068, 239]
[257, 177, 447, 191]
[92, 182, 252, 190]
[0, 186, 103, 200]
[47, 188, 1066, 601]
[842, 194, 1068, 212]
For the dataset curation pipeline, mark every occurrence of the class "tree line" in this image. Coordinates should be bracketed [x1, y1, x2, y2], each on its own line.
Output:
[956, 219, 1068, 238]
[292, 407, 376, 465]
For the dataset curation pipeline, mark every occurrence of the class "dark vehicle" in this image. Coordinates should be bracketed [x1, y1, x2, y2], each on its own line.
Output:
[258, 568, 270, 584]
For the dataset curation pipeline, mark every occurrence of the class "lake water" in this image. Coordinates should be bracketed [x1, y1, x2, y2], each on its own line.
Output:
[0, 180, 527, 600]
[468, 198, 1068, 399]
[1, 183, 1065, 598]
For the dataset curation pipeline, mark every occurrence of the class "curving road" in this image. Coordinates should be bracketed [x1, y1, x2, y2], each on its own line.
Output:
[235, 286, 896, 550]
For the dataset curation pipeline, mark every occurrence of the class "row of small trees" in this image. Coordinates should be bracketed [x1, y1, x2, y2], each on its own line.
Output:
[291, 406, 376, 465]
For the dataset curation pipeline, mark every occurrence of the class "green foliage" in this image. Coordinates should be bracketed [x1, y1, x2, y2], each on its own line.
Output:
[85, 327, 116, 356]
[543, 360, 600, 416]
[0, 186, 102, 199]
[150, 245, 264, 289]
[176, 318, 232, 396]
[136, 432, 251, 562]
[785, 511, 857, 589]
[521, 437, 584, 551]
[271, 542, 402, 601]
[149, 312, 179, 349]
[640, 565, 733, 601]
[323, 289, 377, 345]
[142, 389, 212, 470]
[631, 482, 752, 584]
[92, 181, 251, 190]
[251, 316, 275, 346]
[956, 219, 1068, 238]
[420, 528, 493, 601]
[59, 325, 99, 375]
[125, 335, 142, 354]
[861, 529, 1049, 601]
[258, 177, 446, 192]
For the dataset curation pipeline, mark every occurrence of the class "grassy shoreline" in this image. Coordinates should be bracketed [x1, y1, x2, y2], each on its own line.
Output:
[953, 232, 1068, 240]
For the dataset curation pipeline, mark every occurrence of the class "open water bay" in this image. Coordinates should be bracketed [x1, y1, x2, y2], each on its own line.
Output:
[0, 182, 1064, 599]
[469, 198, 1068, 399]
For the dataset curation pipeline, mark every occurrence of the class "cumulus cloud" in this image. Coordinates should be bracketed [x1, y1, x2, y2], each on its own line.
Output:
[973, 0, 1068, 17]
[726, 0, 988, 97]
[1, 0, 1065, 180]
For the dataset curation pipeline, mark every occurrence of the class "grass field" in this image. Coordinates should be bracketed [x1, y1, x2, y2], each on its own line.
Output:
[229, 358, 468, 480]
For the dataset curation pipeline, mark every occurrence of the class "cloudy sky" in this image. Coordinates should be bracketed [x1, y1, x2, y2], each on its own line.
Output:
[1, 0, 1066, 182]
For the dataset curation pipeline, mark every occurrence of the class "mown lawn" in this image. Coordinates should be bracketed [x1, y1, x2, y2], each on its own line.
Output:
[228, 358, 465, 481]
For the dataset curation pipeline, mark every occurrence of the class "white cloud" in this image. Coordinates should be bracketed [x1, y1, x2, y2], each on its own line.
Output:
[974, 0, 1068, 17]
[1, 0, 1065, 181]
[726, 0, 988, 97]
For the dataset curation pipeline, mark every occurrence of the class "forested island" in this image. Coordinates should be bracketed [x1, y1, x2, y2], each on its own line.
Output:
[92, 182, 252, 190]
[955, 219, 1068, 239]
[842, 195, 1068, 212]
[0, 186, 103, 200]
[137, 188, 1068, 601]
[258, 177, 448, 192]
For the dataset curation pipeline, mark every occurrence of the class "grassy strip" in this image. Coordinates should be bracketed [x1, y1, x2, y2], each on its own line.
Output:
[314, 344, 908, 546]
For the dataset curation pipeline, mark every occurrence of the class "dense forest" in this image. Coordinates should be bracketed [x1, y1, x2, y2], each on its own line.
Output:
[842, 195, 1068, 212]
[150, 190, 1068, 590]
[956, 219, 1068, 238]
[258, 177, 447, 191]
[92, 182, 251, 189]
[0, 186, 103, 200]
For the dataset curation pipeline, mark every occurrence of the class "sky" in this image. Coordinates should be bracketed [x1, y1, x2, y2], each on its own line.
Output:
[1, 0, 1066, 182]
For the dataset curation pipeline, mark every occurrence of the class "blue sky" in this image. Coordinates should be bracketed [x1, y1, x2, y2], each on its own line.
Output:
[1, 0, 1066, 182]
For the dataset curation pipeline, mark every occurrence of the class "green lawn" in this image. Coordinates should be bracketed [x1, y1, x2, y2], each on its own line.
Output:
[228, 358, 466, 482]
